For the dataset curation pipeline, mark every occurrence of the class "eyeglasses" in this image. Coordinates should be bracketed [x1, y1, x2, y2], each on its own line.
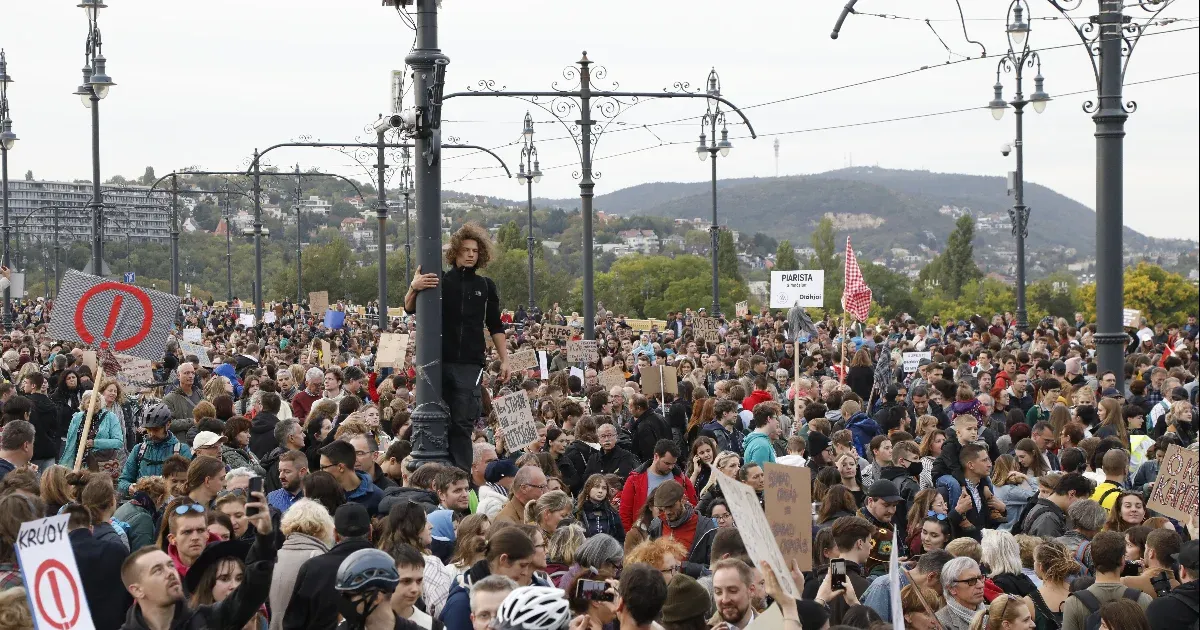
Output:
[173, 503, 205, 515]
[660, 566, 679, 577]
[320, 463, 341, 471]
[217, 489, 246, 499]
[523, 483, 548, 491]
[953, 575, 984, 587]
[926, 510, 948, 521]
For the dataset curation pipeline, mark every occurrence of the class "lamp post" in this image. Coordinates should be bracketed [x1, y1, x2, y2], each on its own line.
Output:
[221, 184, 232, 302]
[1045, 0, 1176, 390]
[293, 164, 303, 305]
[988, 0, 1049, 335]
[0, 49, 17, 330]
[76, 0, 115, 278]
[516, 111, 543, 314]
[696, 68, 733, 316]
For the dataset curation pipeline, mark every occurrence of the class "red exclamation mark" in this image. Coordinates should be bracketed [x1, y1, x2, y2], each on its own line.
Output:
[100, 294, 125, 349]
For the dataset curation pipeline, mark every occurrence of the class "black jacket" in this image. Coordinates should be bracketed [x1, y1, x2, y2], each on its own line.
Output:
[802, 560, 871, 625]
[578, 499, 625, 543]
[248, 412, 280, 459]
[26, 392, 63, 460]
[282, 537, 374, 630]
[121, 531, 276, 630]
[582, 446, 639, 480]
[378, 485, 440, 516]
[630, 409, 671, 463]
[71, 528, 132, 630]
[562, 440, 597, 495]
[422, 266, 504, 366]
[1146, 579, 1199, 630]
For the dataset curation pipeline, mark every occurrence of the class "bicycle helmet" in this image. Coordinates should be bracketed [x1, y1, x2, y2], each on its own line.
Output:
[335, 548, 400, 593]
[494, 586, 572, 630]
[142, 403, 174, 429]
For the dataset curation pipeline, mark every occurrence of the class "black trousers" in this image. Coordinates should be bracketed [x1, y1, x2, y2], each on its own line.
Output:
[443, 362, 484, 471]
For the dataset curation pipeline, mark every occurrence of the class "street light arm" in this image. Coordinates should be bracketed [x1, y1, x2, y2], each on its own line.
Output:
[250, 141, 512, 178]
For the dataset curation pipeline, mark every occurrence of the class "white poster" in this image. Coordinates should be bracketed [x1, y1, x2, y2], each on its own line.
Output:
[770, 270, 825, 309]
[1122, 308, 1141, 328]
[902, 352, 932, 373]
[495, 390, 539, 452]
[15, 515, 97, 630]
[238, 313, 255, 327]
[182, 327, 202, 343]
[538, 350, 549, 380]
[714, 471, 800, 599]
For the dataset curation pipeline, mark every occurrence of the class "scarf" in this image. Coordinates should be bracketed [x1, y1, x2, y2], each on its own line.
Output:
[666, 502, 695, 529]
[943, 597, 982, 629]
[486, 482, 509, 500]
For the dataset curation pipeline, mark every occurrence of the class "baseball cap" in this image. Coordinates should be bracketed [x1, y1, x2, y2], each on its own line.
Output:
[192, 431, 227, 450]
[484, 459, 519, 484]
[653, 480, 685, 508]
[866, 480, 903, 503]
[1101, 387, 1122, 399]
[1173, 539, 1199, 572]
[334, 503, 371, 538]
[1051, 360, 1067, 375]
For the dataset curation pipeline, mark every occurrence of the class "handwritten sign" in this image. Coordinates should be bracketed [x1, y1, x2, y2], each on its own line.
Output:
[543, 324, 574, 341]
[495, 390, 539, 451]
[115, 354, 155, 390]
[510, 349, 539, 372]
[15, 515, 97, 630]
[694, 316, 721, 344]
[735, 301, 749, 318]
[1147, 444, 1199, 522]
[641, 365, 678, 397]
[598, 366, 626, 390]
[309, 290, 329, 314]
[179, 340, 212, 367]
[902, 352, 931, 373]
[538, 350, 549, 380]
[567, 339, 599, 364]
[770, 270, 825, 309]
[714, 471, 800, 599]
[238, 313, 255, 328]
[376, 333, 408, 369]
[182, 327, 202, 343]
[1122, 308, 1141, 328]
[320, 339, 333, 368]
[764, 463, 812, 571]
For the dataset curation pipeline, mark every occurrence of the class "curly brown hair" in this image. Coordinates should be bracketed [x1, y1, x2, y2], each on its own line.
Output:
[444, 222, 494, 269]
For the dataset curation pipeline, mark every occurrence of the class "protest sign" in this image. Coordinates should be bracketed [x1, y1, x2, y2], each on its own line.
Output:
[570, 367, 585, 383]
[1122, 308, 1141, 328]
[238, 313, 255, 328]
[735, 301, 749, 318]
[264, 311, 277, 324]
[1129, 435, 1154, 471]
[714, 471, 800, 599]
[764, 463, 812, 571]
[770, 270, 825, 309]
[15, 514, 97, 630]
[81, 350, 98, 376]
[538, 350, 549, 380]
[179, 340, 212, 367]
[598, 366, 626, 390]
[902, 352, 932, 373]
[376, 333, 409, 369]
[309, 290, 329, 314]
[543, 324, 574, 340]
[49, 269, 181, 361]
[567, 339, 599, 364]
[694, 316, 722, 344]
[510, 349, 539, 372]
[641, 365, 678, 397]
[1146, 444, 1199, 522]
[115, 354, 155, 390]
[324, 309, 346, 329]
[182, 327, 202, 343]
[495, 390, 539, 451]
[745, 604, 783, 630]
[320, 339, 333, 368]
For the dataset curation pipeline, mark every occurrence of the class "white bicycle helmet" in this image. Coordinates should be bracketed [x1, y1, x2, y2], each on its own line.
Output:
[494, 586, 572, 630]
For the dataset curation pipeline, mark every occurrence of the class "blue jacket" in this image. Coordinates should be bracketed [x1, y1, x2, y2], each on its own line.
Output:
[213, 363, 244, 398]
[346, 471, 384, 517]
[59, 409, 124, 468]
[742, 430, 777, 467]
[441, 560, 490, 630]
[118, 433, 193, 496]
[845, 412, 882, 458]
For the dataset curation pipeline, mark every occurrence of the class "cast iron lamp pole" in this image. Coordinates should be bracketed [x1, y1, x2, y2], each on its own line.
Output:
[0, 50, 17, 330]
[76, 0, 115, 278]
[988, 0, 1050, 335]
[695, 68, 732, 317]
[515, 111, 543, 314]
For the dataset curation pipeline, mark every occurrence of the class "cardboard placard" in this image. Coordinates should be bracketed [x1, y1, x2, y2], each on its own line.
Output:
[543, 324, 574, 341]
[264, 311, 277, 324]
[114, 354, 155, 390]
[510, 349, 539, 372]
[320, 339, 333, 368]
[694, 316, 721, 344]
[179, 340, 212, 367]
[15, 515, 98, 630]
[735, 301, 749, 318]
[1122, 308, 1141, 328]
[182, 327, 203, 343]
[309, 290, 329, 314]
[598, 365, 626, 390]
[376, 333, 409, 369]
[1146, 444, 1199, 522]
[714, 471, 800, 599]
[902, 352, 932, 373]
[495, 390, 539, 451]
[764, 463, 813, 571]
[566, 339, 599, 364]
[641, 365, 678, 397]
[770, 270, 825, 309]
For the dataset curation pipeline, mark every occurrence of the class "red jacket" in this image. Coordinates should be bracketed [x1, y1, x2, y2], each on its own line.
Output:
[742, 389, 773, 412]
[619, 462, 698, 532]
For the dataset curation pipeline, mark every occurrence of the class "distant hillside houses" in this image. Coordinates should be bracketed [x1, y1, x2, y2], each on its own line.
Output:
[340, 217, 376, 250]
[619, 229, 659, 254]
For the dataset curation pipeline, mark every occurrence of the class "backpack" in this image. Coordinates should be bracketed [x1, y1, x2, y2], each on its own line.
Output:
[1070, 588, 1141, 630]
[1073, 540, 1093, 576]
[134, 440, 182, 469]
[1010, 494, 1041, 535]
[1015, 502, 1053, 536]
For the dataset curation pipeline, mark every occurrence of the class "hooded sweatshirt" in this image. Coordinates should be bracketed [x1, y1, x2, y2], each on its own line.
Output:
[346, 470, 384, 517]
[742, 430, 777, 467]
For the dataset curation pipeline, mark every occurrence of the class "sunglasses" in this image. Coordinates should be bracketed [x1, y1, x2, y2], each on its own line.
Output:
[173, 503, 205, 515]
[954, 576, 984, 587]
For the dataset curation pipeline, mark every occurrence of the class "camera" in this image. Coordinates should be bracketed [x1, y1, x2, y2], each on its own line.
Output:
[372, 114, 405, 134]
[1001, 143, 1012, 157]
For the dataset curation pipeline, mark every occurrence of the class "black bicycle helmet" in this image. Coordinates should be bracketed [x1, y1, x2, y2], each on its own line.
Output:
[141, 402, 174, 429]
[335, 548, 400, 593]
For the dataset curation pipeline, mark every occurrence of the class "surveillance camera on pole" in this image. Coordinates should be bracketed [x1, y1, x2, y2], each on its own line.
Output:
[1000, 143, 1012, 157]
[371, 110, 417, 135]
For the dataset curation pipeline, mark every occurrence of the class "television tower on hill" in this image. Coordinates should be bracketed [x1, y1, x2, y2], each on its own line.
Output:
[774, 138, 780, 177]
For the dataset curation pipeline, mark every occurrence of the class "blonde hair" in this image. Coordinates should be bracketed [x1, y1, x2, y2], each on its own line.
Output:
[990, 454, 1020, 487]
[1034, 539, 1078, 584]
[980, 530, 1022, 576]
[524, 490, 572, 528]
[946, 537, 982, 563]
[95, 376, 126, 405]
[546, 524, 586, 565]
[280, 498, 335, 546]
[968, 594, 1031, 630]
[0, 588, 33, 630]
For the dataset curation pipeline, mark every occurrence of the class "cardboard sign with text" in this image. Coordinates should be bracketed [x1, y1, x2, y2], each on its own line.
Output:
[179, 340, 212, 367]
[1146, 444, 1199, 522]
[641, 365, 678, 397]
[598, 366, 626, 390]
[309, 290, 329, 314]
[902, 352, 932, 373]
[376, 333, 409, 369]
[566, 339, 599, 364]
[320, 339, 333, 368]
[694, 316, 722, 344]
[764, 463, 813, 571]
[510, 349, 539, 373]
[714, 471, 800, 599]
[735, 301, 749, 318]
[1122, 308, 1141, 328]
[495, 390, 539, 451]
[115, 354, 155, 390]
[182, 327, 202, 343]
[543, 324, 575, 341]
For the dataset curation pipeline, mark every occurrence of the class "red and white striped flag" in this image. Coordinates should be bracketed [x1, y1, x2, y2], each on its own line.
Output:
[842, 236, 872, 321]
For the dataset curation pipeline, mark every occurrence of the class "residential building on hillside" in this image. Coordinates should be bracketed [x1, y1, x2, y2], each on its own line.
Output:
[4, 179, 171, 243]
[300, 195, 332, 215]
[340, 217, 376, 250]
[618, 229, 658, 254]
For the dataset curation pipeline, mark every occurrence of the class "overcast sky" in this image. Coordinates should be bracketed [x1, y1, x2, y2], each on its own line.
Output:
[2, 0, 1197, 240]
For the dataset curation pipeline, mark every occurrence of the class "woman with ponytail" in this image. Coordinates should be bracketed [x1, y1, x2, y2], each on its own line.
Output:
[968, 593, 1036, 630]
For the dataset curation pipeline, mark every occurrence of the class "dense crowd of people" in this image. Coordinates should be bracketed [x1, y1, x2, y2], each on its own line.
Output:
[0, 238, 1196, 630]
